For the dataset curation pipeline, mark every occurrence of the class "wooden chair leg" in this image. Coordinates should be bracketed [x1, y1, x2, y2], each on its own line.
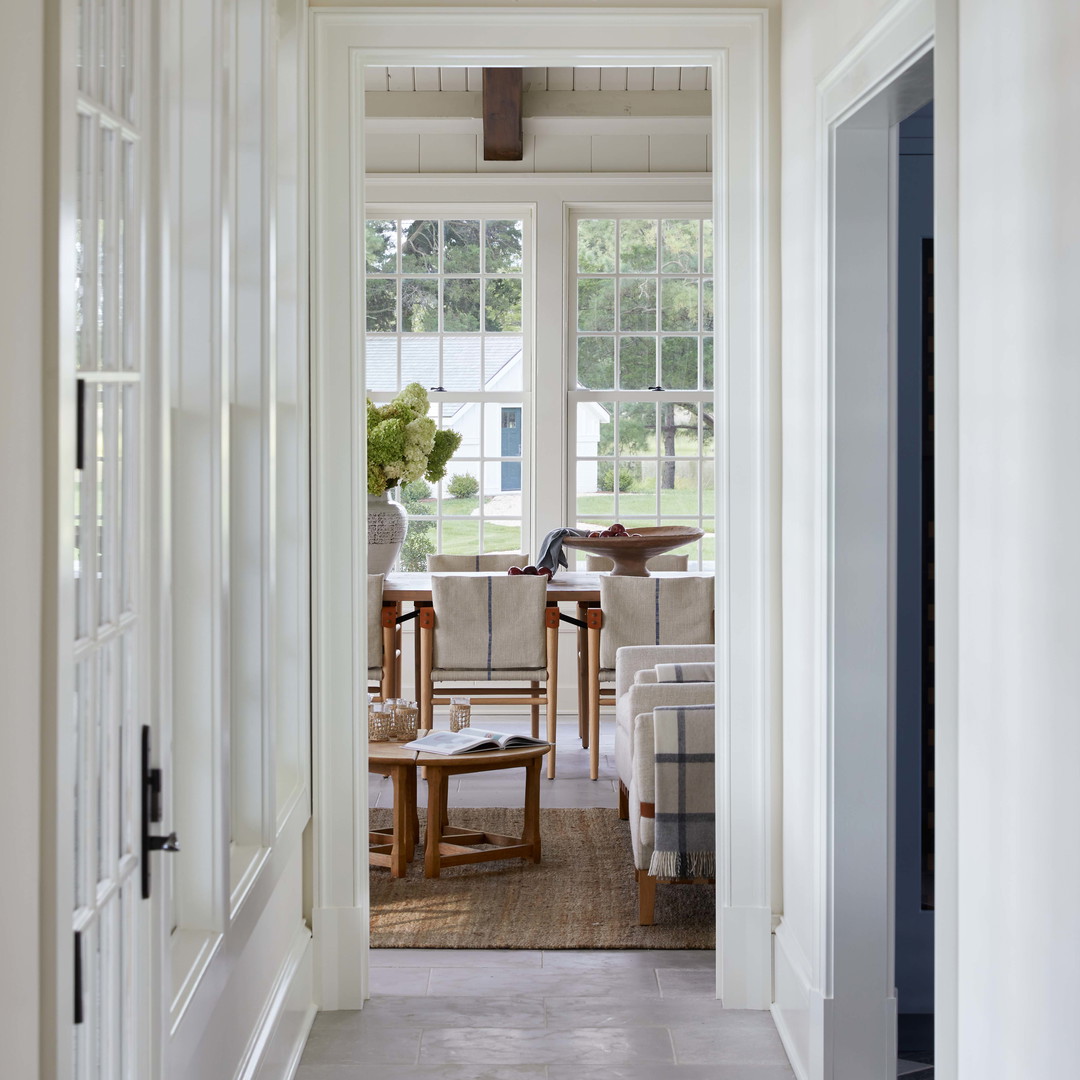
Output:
[530, 682, 540, 739]
[618, 780, 629, 820]
[381, 603, 398, 700]
[637, 868, 657, 925]
[418, 609, 435, 731]
[545, 618, 559, 780]
[576, 603, 589, 748]
[586, 612, 602, 780]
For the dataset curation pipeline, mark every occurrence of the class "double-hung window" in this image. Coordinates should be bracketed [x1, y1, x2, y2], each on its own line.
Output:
[364, 209, 532, 568]
[567, 210, 715, 569]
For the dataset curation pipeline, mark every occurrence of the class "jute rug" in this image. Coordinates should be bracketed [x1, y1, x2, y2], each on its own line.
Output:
[369, 807, 714, 949]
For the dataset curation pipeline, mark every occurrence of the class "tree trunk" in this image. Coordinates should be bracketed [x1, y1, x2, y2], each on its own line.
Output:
[660, 403, 677, 489]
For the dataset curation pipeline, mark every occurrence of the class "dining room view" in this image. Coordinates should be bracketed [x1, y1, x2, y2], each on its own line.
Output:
[318, 59, 774, 1075]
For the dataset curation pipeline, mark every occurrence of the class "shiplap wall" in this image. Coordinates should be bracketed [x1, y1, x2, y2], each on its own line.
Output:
[365, 127, 712, 174]
[364, 65, 711, 93]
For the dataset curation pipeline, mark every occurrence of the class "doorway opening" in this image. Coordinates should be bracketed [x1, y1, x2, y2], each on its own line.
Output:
[895, 100, 935, 1080]
[362, 63, 718, 954]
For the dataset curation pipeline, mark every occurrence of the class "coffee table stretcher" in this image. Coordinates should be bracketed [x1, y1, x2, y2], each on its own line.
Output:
[418, 746, 547, 878]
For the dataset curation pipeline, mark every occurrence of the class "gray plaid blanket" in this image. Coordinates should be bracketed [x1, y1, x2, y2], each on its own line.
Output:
[649, 703, 716, 879]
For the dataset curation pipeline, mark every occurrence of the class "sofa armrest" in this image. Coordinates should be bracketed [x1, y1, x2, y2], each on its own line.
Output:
[614, 644, 715, 698]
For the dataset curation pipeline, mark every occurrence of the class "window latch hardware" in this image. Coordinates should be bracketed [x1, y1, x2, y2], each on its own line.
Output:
[429, 386, 446, 392]
[648, 385, 665, 391]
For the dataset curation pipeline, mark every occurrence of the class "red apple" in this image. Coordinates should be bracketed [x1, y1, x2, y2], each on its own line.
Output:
[537, 566, 553, 580]
[611, 522, 626, 535]
[508, 566, 524, 575]
[522, 565, 539, 575]
[588, 531, 601, 538]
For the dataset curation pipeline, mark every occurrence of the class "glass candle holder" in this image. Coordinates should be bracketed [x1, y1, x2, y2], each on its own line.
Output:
[449, 698, 471, 732]
[368, 705, 392, 742]
[391, 703, 419, 742]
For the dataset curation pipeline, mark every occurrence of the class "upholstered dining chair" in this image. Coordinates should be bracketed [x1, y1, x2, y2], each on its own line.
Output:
[584, 575, 714, 779]
[426, 553, 529, 572]
[417, 574, 561, 777]
[584, 552, 690, 573]
[367, 573, 398, 701]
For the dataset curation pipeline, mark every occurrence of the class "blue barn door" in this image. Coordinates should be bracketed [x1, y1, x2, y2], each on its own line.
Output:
[501, 407, 522, 490]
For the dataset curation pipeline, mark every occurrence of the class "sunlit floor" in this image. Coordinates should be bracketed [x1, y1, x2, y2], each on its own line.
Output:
[296, 711, 796, 1079]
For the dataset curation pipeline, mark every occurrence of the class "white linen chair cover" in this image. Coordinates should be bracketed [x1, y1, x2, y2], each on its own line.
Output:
[426, 553, 529, 572]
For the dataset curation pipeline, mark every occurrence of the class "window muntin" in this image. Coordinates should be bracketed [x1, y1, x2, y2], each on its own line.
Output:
[569, 213, 714, 570]
[365, 213, 531, 568]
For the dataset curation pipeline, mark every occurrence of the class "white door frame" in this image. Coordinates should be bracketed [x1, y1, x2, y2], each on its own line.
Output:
[769, 1, 953, 1077]
[309, 5, 776, 1010]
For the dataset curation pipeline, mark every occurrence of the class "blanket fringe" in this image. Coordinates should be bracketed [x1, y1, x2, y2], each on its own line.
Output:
[649, 851, 715, 879]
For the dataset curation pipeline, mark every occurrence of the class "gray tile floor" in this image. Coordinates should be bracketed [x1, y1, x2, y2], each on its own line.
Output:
[298, 712, 796, 1079]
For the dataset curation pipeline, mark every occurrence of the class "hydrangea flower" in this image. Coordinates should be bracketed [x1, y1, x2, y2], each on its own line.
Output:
[367, 384, 462, 496]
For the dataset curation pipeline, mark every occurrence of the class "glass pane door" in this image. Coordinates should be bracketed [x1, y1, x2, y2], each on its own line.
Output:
[72, 0, 146, 1075]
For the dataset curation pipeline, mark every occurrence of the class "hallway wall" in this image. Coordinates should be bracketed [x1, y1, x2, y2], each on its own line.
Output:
[774, 1, 898, 1074]
[0, 5, 44, 1077]
[952, 1, 1080, 1075]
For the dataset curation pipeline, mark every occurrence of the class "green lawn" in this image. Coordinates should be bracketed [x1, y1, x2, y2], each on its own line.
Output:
[410, 490, 714, 563]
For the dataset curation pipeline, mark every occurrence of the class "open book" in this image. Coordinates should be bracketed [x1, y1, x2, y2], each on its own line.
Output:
[403, 728, 548, 756]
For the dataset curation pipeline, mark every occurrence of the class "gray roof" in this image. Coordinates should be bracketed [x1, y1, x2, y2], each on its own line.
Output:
[366, 336, 523, 417]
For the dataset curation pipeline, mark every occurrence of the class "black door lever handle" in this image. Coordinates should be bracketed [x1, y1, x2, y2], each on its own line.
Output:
[147, 832, 180, 853]
[141, 726, 180, 898]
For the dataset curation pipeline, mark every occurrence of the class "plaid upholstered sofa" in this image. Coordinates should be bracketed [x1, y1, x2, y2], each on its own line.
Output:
[613, 644, 716, 924]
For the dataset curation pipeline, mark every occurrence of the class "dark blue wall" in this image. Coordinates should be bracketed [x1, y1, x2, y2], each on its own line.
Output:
[895, 101, 934, 1016]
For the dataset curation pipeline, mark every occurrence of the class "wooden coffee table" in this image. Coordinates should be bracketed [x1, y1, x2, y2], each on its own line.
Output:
[414, 744, 550, 878]
[368, 742, 420, 878]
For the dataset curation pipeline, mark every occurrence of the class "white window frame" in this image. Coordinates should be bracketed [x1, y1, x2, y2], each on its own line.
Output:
[566, 205, 715, 569]
[364, 204, 535, 563]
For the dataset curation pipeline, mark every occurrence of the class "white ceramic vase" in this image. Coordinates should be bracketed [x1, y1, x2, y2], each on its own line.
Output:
[367, 491, 409, 575]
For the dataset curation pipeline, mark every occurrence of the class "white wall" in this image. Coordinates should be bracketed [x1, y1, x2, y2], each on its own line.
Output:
[952, 2, 1080, 1075]
[0, 5, 44, 1076]
[776, 2, 897, 1069]
[780, 2, 1080, 1078]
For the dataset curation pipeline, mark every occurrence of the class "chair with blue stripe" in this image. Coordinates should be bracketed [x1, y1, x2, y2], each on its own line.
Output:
[418, 574, 561, 777]
[584, 576, 714, 780]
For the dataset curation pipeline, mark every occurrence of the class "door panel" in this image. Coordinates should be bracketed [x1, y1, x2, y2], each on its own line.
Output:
[70, 0, 151, 1075]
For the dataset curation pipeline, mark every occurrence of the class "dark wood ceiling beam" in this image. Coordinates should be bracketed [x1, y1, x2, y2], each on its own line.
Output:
[482, 68, 523, 161]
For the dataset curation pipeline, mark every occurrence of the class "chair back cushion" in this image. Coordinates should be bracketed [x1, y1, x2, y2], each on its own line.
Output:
[585, 552, 689, 572]
[599, 576, 713, 670]
[431, 574, 547, 674]
[426, 553, 529, 572]
[367, 574, 385, 670]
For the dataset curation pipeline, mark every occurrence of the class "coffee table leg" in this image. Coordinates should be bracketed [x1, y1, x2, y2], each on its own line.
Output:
[404, 766, 418, 863]
[523, 758, 542, 863]
[425, 767, 445, 878]
[391, 765, 409, 878]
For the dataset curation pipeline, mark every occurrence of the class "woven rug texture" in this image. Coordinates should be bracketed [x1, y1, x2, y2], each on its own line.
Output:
[369, 806, 715, 949]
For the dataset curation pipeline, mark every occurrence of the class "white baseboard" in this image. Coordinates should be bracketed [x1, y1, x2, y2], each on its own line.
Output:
[719, 904, 774, 1008]
[772, 918, 815, 1080]
[235, 923, 316, 1080]
[312, 905, 369, 1010]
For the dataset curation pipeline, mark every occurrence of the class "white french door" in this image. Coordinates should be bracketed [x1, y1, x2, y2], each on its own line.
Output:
[70, 0, 156, 1076]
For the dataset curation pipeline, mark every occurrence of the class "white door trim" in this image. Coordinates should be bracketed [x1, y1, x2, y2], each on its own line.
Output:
[309, 4, 776, 1011]
[770, 1, 942, 1077]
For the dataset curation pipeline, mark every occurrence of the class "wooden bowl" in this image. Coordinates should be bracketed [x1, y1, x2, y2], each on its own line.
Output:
[562, 525, 704, 577]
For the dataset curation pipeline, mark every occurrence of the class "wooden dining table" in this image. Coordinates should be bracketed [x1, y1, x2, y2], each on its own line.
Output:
[379, 571, 713, 779]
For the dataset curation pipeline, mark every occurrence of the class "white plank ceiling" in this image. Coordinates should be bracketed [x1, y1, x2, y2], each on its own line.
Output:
[365, 66, 711, 93]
